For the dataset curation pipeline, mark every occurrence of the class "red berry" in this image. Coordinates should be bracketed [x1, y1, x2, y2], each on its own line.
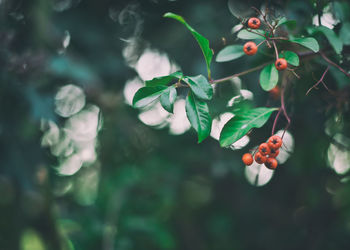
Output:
[268, 135, 283, 150]
[243, 41, 258, 55]
[265, 157, 278, 170]
[269, 148, 280, 158]
[248, 17, 261, 29]
[254, 152, 267, 164]
[269, 86, 281, 100]
[242, 153, 254, 166]
[275, 58, 288, 71]
[259, 143, 271, 156]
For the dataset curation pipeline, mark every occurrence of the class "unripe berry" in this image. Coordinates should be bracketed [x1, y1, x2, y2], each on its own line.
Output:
[248, 17, 261, 29]
[243, 41, 258, 55]
[254, 152, 267, 164]
[275, 58, 288, 71]
[242, 153, 254, 166]
[265, 157, 278, 170]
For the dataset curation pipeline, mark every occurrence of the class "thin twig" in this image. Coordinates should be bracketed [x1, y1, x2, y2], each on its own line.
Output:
[272, 41, 279, 59]
[252, 6, 274, 32]
[251, 6, 263, 17]
[210, 62, 271, 84]
[269, 37, 288, 40]
[281, 73, 291, 139]
[271, 108, 282, 136]
[306, 66, 329, 95]
[321, 81, 331, 92]
[246, 28, 266, 37]
[287, 68, 300, 79]
[319, 52, 350, 79]
[257, 40, 267, 47]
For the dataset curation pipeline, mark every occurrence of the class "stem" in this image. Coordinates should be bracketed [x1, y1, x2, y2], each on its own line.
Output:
[252, 6, 274, 32]
[251, 6, 263, 17]
[271, 108, 282, 136]
[306, 66, 329, 95]
[257, 40, 267, 47]
[317, 0, 322, 26]
[272, 41, 279, 59]
[287, 68, 300, 79]
[319, 52, 350, 79]
[210, 62, 270, 84]
[208, 68, 212, 81]
[246, 28, 266, 37]
[280, 85, 291, 139]
[269, 37, 288, 40]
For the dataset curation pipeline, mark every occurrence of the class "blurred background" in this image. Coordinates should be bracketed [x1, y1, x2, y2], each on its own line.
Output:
[1, 0, 350, 249]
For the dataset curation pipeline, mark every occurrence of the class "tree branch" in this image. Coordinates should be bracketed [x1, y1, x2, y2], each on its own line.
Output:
[319, 51, 350, 79]
[271, 108, 282, 136]
[210, 62, 271, 84]
[306, 66, 329, 95]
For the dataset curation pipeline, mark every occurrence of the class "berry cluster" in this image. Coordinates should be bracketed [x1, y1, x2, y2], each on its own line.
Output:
[242, 17, 288, 71]
[242, 135, 283, 170]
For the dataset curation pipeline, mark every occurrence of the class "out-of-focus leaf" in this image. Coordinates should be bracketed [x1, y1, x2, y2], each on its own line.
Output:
[145, 71, 183, 87]
[340, 22, 350, 45]
[307, 26, 343, 54]
[164, 12, 213, 77]
[183, 75, 213, 100]
[132, 86, 167, 108]
[333, 1, 350, 21]
[289, 37, 320, 52]
[160, 86, 177, 113]
[20, 229, 45, 250]
[219, 107, 277, 147]
[259, 64, 279, 91]
[216, 45, 245, 62]
[276, 17, 296, 29]
[186, 91, 212, 143]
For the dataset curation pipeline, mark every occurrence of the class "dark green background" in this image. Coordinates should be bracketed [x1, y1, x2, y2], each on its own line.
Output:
[1, 0, 350, 249]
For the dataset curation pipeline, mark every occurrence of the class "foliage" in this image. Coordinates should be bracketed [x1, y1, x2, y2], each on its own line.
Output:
[1, 1, 350, 250]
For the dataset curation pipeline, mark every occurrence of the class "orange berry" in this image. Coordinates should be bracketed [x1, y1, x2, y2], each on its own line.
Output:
[254, 152, 267, 164]
[243, 41, 258, 55]
[248, 17, 261, 29]
[268, 135, 283, 150]
[242, 153, 254, 166]
[259, 143, 271, 156]
[265, 157, 278, 170]
[269, 86, 281, 100]
[269, 148, 280, 158]
[275, 58, 288, 71]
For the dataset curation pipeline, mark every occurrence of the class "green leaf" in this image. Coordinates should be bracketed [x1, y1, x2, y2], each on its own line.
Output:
[340, 22, 350, 45]
[307, 26, 343, 54]
[164, 12, 213, 77]
[279, 51, 299, 66]
[185, 91, 212, 143]
[145, 71, 183, 87]
[237, 29, 265, 40]
[219, 107, 277, 147]
[259, 64, 279, 91]
[182, 75, 213, 101]
[289, 37, 320, 52]
[276, 17, 296, 29]
[216, 45, 245, 62]
[132, 86, 167, 108]
[160, 86, 177, 113]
